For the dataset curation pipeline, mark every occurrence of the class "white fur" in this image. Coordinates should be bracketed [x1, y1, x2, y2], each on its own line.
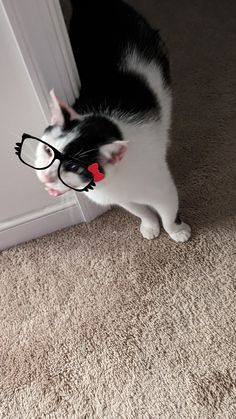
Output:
[86, 53, 191, 241]
[37, 52, 191, 242]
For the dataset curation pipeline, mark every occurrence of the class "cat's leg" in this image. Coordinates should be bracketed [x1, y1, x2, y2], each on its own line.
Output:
[120, 203, 160, 239]
[149, 167, 191, 242]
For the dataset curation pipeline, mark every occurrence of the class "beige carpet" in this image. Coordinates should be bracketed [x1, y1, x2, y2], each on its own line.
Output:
[1, 0, 236, 418]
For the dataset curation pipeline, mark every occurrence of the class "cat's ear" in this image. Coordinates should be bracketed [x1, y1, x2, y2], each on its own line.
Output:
[49, 90, 80, 127]
[57, 98, 81, 121]
[50, 90, 64, 126]
[100, 140, 129, 164]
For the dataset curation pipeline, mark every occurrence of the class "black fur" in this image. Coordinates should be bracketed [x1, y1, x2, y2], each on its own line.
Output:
[55, 0, 170, 174]
[175, 212, 182, 225]
[62, 116, 123, 180]
[70, 0, 170, 118]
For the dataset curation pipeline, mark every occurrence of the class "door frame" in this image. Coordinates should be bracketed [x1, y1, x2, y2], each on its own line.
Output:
[0, 0, 107, 250]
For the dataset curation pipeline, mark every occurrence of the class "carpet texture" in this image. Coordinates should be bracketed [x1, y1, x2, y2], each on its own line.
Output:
[1, 0, 236, 418]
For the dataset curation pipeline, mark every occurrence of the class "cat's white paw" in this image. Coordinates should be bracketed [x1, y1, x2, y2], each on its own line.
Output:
[140, 223, 160, 240]
[169, 223, 191, 243]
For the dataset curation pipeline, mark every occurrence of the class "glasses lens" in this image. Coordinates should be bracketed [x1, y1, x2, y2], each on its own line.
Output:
[21, 137, 55, 169]
[59, 160, 92, 191]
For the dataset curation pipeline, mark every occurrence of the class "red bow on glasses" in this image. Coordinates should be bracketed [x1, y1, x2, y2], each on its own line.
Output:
[87, 163, 105, 182]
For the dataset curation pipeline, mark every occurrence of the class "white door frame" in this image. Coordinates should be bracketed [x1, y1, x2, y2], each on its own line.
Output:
[0, 0, 107, 251]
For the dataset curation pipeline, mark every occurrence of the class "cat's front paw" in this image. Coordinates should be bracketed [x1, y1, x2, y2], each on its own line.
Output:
[140, 223, 160, 240]
[169, 222, 191, 243]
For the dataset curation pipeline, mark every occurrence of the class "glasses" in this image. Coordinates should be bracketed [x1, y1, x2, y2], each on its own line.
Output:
[15, 133, 96, 192]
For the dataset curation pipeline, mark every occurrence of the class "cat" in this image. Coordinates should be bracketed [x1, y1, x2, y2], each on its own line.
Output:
[36, 0, 191, 242]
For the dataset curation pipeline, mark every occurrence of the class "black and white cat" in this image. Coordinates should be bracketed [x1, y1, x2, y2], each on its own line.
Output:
[36, 0, 191, 242]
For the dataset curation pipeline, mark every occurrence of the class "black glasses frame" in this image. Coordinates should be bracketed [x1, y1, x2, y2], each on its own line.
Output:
[15, 133, 96, 192]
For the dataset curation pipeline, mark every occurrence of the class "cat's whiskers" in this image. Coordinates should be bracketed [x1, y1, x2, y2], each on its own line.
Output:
[73, 148, 84, 159]
[76, 148, 97, 159]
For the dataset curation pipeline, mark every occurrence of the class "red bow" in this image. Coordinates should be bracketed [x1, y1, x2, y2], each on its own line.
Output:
[87, 163, 105, 182]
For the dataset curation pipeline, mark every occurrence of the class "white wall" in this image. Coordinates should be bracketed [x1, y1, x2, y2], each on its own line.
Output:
[0, 1, 57, 223]
[0, 0, 106, 250]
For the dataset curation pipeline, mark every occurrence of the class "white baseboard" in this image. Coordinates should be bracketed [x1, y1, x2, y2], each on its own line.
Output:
[0, 194, 109, 251]
[0, 199, 82, 251]
[0, 0, 108, 251]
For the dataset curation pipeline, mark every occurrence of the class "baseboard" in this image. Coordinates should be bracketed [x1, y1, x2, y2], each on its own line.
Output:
[0, 199, 83, 251]
[0, 193, 109, 251]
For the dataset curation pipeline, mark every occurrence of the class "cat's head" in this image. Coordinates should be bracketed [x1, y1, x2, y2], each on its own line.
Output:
[36, 91, 128, 196]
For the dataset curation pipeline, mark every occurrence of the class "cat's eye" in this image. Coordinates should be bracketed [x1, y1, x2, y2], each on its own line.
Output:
[69, 162, 79, 173]
[44, 145, 53, 156]
[16, 134, 97, 192]
[78, 167, 84, 175]
[65, 161, 84, 174]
